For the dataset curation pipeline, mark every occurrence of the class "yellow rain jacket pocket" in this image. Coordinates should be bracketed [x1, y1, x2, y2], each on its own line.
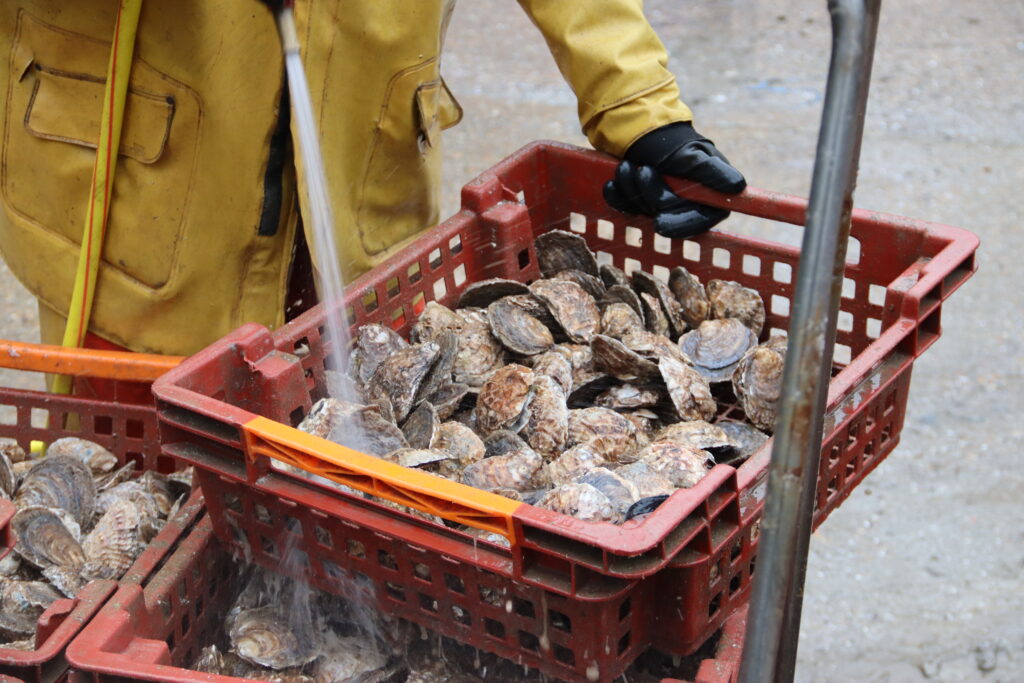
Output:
[356, 58, 461, 256]
[2, 11, 198, 292]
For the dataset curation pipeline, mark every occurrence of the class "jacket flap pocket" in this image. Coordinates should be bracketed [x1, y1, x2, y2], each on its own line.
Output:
[25, 67, 174, 165]
[414, 81, 442, 148]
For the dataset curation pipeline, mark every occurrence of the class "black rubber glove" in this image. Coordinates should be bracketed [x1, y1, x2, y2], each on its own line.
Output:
[604, 122, 747, 239]
[257, 0, 288, 10]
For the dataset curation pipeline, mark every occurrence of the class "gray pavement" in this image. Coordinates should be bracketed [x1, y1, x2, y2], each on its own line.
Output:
[1, 1, 1020, 680]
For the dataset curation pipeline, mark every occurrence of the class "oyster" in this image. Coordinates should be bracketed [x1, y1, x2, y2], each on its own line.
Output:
[733, 336, 787, 431]
[229, 605, 321, 670]
[637, 442, 714, 488]
[620, 409, 662, 439]
[94, 462, 136, 493]
[456, 278, 529, 309]
[0, 438, 26, 464]
[669, 266, 710, 329]
[0, 579, 62, 635]
[529, 279, 600, 344]
[575, 467, 639, 514]
[461, 448, 547, 493]
[474, 364, 535, 435]
[298, 398, 407, 456]
[535, 229, 599, 278]
[535, 483, 618, 523]
[600, 302, 644, 340]
[496, 293, 560, 332]
[639, 292, 670, 337]
[423, 381, 469, 421]
[81, 496, 158, 581]
[382, 448, 451, 469]
[566, 407, 645, 463]
[552, 269, 606, 301]
[486, 298, 553, 356]
[659, 356, 717, 422]
[591, 334, 661, 381]
[520, 375, 569, 459]
[595, 383, 662, 410]
[632, 270, 686, 338]
[601, 284, 644, 319]
[678, 319, 758, 382]
[717, 421, 770, 466]
[431, 422, 485, 479]
[622, 329, 693, 366]
[410, 302, 462, 343]
[708, 279, 766, 336]
[401, 401, 438, 450]
[365, 342, 440, 423]
[552, 343, 600, 389]
[414, 329, 458, 406]
[654, 420, 737, 460]
[44, 438, 117, 475]
[314, 630, 388, 682]
[529, 350, 573, 395]
[0, 552, 21, 577]
[451, 309, 507, 387]
[599, 263, 631, 288]
[349, 324, 408, 384]
[0, 452, 15, 498]
[614, 460, 677, 498]
[15, 456, 95, 528]
[11, 506, 84, 573]
[546, 444, 606, 485]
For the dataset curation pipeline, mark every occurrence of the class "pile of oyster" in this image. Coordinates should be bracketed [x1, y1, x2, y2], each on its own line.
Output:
[295, 230, 785, 535]
[192, 565, 711, 682]
[0, 437, 189, 649]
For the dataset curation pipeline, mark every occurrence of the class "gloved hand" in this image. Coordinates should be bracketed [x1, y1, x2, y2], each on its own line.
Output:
[604, 121, 747, 239]
[257, 0, 289, 10]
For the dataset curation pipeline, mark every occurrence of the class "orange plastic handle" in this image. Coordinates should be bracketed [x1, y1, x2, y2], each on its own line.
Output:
[243, 416, 522, 544]
[0, 339, 182, 382]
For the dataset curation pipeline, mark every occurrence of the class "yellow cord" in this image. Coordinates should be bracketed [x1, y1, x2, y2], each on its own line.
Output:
[52, 0, 143, 396]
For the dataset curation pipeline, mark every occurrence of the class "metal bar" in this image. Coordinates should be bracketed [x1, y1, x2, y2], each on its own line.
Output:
[738, 1, 882, 681]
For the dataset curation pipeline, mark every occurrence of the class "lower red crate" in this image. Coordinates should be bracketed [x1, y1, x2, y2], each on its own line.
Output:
[66, 495, 750, 683]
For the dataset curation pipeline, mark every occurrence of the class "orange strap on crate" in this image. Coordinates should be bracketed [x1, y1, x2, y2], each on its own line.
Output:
[0, 339, 181, 382]
[243, 416, 523, 543]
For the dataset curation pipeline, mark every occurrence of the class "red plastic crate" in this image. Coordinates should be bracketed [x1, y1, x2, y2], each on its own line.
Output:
[0, 341, 185, 683]
[66, 494, 748, 683]
[152, 141, 978, 683]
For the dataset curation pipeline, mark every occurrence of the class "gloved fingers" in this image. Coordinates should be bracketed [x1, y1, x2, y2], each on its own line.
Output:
[613, 160, 661, 215]
[663, 142, 747, 194]
[635, 165, 691, 213]
[603, 179, 636, 215]
[654, 203, 731, 239]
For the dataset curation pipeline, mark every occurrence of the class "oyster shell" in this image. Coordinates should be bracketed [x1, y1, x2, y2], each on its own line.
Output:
[546, 444, 606, 485]
[431, 422, 485, 479]
[708, 279, 766, 336]
[349, 324, 408, 384]
[44, 438, 117, 475]
[566, 407, 646, 463]
[496, 293, 561, 332]
[401, 402, 438, 450]
[535, 230, 599, 278]
[575, 467, 639, 514]
[637, 442, 714, 488]
[614, 460, 677, 498]
[717, 421, 770, 466]
[486, 298, 553, 355]
[81, 496, 158, 581]
[552, 343, 600, 389]
[365, 342, 440, 423]
[599, 263, 631, 288]
[622, 329, 693, 366]
[15, 456, 95, 528]
[601, 284, 644, 319]
[600, 302, 644, 340]
[229, 605, 321, 670]
[12, 506, 85, 572]
[461, 448, 547, 492]
[552, 269, 606, 301]
[632, 270, 686, 338]
[0, 438, 26, 464]
[410, 302, 462, 343]
[529, 279, 600, 344]
[679, 319, 758, 382]
[0, 579, 62, 636]
[620, 409, 662, 439]
[414, 329, 458, 406]
[639, 292, 670, 336]
[733, 336, 787, 431]
[520, 375, 569, 459]
[591, 334, 661, 381]
[669, 266, 710, 329]
[451, 309, 507, 387]
[422, 381, 469, 421]
[0, 452, 15, 498]
[456, 278, 530, 309]
[94, 462, 136, 493]
[298, 398, 407, 457]
[654, 420, 737, 460]
[659, 356, 717, 422]
[595, 383, 662, 410]
[529, 350, 574, 395]
[535, 483, 618, 523]
[474, 364, 535, 435]
[382, 448, 451, 469]
[314, 630, 388, 683]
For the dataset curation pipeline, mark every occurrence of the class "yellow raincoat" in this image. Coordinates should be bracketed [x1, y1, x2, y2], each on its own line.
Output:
[0, 1, 692, 355]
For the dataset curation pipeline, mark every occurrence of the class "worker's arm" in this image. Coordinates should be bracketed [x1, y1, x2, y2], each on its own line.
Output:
[517, 0, 744, 237]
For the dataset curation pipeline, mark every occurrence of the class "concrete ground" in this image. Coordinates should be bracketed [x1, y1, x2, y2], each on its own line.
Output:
[1, 0, 1020, 680]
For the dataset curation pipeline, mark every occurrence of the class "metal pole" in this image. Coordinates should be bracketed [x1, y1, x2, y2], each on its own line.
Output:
[738, 1, 881, 681]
